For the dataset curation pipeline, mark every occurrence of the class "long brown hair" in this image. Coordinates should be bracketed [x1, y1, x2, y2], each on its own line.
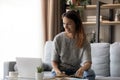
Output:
[62, 10, 86, 48]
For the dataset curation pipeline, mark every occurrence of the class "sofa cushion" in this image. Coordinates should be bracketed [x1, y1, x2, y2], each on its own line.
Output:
[110, 42, 120, 77]
[91, 43, 110, 77]
[43, 41, 53, 71]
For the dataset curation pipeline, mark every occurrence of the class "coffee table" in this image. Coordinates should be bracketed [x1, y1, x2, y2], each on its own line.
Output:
[5, 76, 87, 80]
[5, 72, 88, 80]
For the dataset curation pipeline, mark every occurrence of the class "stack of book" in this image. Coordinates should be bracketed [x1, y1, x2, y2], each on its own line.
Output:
[86, 16, 109, 22]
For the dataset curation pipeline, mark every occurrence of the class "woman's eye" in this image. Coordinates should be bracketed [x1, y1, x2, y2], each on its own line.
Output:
[63, 23, 71, 26]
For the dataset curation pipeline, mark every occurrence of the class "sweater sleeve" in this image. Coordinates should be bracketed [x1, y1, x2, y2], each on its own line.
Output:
[81, 42, 91, 66]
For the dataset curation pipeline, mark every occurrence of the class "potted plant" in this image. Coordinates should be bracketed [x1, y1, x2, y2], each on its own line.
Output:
[66, 0, 91, 6]
[37, 66, 43, 73]
[66, 0, 91, 21]
[35, 66, 44, 80]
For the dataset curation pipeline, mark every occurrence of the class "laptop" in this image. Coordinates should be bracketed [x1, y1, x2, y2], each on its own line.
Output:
[16, 57, 42, 78]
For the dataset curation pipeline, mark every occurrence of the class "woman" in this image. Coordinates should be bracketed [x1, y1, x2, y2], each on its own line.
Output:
[51, 10, 95, 80]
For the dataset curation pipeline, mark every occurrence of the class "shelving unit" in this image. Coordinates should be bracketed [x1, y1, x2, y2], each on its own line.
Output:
[96, 1, 120, 43]
[66, 1, 120, 43]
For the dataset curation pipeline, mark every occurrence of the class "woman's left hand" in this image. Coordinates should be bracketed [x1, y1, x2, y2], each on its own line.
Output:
[75, 67, 84, 78]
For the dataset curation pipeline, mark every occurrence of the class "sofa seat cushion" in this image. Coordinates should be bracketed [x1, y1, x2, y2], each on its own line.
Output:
[91, 43, 110, 77]
[110, 42, 120, 77]
[95, 76, 120, 80]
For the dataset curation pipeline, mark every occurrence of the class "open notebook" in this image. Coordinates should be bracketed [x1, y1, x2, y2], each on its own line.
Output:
[16, 57, 42, 78]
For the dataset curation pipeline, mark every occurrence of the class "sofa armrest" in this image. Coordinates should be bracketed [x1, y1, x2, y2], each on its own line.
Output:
[3, 61, 16, 79]
[43, 41, 53, 71]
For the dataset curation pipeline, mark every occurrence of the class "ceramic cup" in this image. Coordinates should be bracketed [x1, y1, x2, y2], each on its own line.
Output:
[9, 71, 18, 77]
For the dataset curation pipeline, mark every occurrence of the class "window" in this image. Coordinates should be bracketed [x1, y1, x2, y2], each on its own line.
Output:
[0, 0, 43, 77]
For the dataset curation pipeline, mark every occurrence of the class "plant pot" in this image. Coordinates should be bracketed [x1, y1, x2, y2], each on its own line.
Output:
[35, 72, 44, 80]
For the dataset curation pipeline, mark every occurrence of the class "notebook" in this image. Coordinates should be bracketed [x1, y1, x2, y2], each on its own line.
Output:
[16, 57, 42, 78]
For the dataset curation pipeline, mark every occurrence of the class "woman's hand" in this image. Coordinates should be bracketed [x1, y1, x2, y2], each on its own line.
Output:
[55, 69, 62, 75]
[56, 71, 66, 77]
[75, 67, 84, 78]
[75, 61, 91, 78]
[52, 61, 67, 77]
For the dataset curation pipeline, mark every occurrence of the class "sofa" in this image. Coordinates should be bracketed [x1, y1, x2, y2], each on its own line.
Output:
[3, 41, 120, 80]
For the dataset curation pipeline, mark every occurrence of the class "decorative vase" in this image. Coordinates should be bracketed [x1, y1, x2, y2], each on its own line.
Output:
[35, 72, 44, 80]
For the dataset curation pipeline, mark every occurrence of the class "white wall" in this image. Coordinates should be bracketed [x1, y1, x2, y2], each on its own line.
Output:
[0, 0, 44, 77]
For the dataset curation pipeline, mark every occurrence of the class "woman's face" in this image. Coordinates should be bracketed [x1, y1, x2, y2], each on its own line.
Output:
[63, 17, 76, 34]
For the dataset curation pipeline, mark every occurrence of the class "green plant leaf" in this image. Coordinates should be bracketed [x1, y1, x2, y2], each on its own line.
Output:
[37, 66, 43, 73]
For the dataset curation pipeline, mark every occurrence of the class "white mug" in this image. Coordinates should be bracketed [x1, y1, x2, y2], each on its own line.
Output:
[9, 71, 18, 77]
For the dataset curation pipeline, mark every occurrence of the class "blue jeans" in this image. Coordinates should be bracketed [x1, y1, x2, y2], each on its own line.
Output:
[51, 69, 95, 80]
[83, 69, 96, 80]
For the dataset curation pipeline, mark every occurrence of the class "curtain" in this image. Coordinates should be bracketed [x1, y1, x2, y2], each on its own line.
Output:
[41, 0, 65, 42]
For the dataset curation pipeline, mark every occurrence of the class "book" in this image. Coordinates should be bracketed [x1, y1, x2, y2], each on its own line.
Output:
[43, 77, 88, 80]
[86, 18, 103, 22]
[87, 15, 109, 20]
[86, 15, 109, 22]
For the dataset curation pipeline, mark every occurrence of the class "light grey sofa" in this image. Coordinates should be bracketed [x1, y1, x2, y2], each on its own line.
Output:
[3, 41, 120, 80]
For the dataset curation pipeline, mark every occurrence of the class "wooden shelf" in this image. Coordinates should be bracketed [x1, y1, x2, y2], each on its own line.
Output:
[83, 22, 96, 25]
[101, 21, 120, 25]
[66, 4, 120, 10]
[101, 4, 120, 9]
[66, 5, 96, 10]
[83, 21, 120, 25]
[75, 5, 96, 9]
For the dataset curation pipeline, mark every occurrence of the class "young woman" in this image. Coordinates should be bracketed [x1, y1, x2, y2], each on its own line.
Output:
[51, 10, 95, 80]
